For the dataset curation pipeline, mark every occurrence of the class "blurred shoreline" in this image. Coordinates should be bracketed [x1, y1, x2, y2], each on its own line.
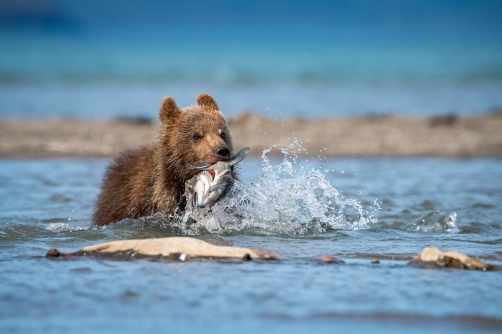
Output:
[1, 113, 501, 159]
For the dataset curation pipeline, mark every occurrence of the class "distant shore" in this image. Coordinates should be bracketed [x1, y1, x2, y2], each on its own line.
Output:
[1, 113, 501, 159]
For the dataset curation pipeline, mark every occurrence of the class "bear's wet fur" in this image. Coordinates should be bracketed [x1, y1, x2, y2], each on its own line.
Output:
[92, 93, 233, 226]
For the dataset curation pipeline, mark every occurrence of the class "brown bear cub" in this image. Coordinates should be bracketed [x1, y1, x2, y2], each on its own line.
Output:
[92, 93, 234, 226]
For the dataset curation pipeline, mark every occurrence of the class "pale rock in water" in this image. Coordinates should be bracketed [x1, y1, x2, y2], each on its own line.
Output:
[408, 247, 500, 271]
[45, 237, 283, 261]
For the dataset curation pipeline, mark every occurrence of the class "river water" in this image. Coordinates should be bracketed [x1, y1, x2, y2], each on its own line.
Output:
[1, 146, 501, 333]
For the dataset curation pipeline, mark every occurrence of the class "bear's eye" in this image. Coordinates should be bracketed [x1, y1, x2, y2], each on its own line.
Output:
[220, 132, 226, 140]
[192, 134, 201, 142]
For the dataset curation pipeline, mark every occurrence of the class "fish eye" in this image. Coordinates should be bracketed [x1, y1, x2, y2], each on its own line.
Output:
[193, 134, 201, 142]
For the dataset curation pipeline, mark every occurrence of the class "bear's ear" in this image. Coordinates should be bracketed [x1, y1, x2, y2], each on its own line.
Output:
[196, 93, 220, 113]
[159, 96, 181, 123]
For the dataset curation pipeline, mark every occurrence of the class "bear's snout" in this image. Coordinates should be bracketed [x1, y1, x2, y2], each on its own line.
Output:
[215, 146, 231, 159]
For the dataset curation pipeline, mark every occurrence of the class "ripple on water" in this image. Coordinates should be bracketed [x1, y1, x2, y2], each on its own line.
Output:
[46, 223, 87, 233]
[412, 211, 459, 233]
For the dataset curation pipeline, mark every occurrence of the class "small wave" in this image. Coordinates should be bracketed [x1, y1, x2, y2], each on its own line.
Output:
[413, 211, 459, 233]
[171, 140, 378, 236]
[46, 223, 87, 233]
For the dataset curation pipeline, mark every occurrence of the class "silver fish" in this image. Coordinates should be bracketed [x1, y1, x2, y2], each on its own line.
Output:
[185, 147, 250, 210]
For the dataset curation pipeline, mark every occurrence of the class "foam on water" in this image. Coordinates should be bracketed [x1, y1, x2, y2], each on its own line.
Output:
[171, 141, 378, 235]
[46, 223, 87, 233]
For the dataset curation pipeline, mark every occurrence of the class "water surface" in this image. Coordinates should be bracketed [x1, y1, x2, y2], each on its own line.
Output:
[1, 150, 501, 333]
[2, 0, 502, 119]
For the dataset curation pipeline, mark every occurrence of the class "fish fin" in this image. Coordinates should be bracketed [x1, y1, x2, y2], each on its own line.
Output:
[229, 147, 250, 166]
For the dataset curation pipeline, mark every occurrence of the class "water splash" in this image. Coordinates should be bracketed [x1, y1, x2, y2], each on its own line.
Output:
[172, 140, 378, 235]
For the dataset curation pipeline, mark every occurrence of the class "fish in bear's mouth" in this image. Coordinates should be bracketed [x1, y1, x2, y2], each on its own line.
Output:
[185, 147, 250, 210]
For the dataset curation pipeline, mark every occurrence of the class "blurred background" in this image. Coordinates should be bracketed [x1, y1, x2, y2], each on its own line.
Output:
[1, 0, 501, 120]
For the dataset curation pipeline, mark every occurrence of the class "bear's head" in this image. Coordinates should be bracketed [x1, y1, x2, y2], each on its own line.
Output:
[157, 93, 233, 180]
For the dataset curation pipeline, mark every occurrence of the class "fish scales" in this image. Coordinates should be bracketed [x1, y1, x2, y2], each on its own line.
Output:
[185, 147, 249, 210]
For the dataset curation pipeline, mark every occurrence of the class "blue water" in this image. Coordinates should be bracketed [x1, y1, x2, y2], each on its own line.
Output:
[1, 35, 501, 119]
[0, 154, 501, 333]
[1, 1, 502, 119]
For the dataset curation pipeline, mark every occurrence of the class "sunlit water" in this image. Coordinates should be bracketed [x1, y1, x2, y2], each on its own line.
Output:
[1, 150, 501, 333]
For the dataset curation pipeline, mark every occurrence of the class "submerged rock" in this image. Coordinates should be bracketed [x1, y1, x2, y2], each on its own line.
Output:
[51, 195, 70, 203]
[46, 237, 283, 262]
[46, 248, 61, 257]
[408, 247, 500, 271]
[316, 255, 344, 264]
